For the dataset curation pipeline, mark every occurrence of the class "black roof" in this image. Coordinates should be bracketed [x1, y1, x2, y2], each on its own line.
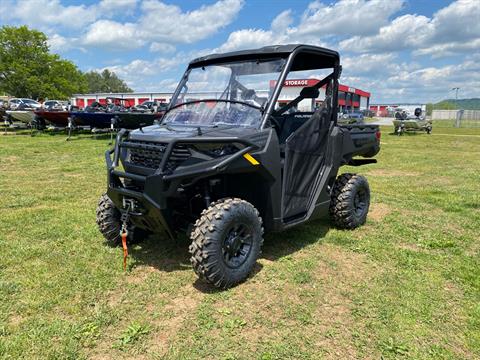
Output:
[189, 44, 340, 71]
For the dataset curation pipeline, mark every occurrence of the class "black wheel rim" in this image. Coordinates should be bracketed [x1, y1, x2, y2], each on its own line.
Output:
[222, 223, 253, 268]
[353, 188, 368, 218]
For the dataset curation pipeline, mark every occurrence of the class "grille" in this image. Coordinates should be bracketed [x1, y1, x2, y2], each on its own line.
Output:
[128, 141, 166, 169]
[126, 140, 190, 171]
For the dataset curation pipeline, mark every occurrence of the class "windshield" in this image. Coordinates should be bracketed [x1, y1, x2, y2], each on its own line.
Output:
[23, 99, 40, 105]
[166, 58, 286, 127]
[163, 100, 261, 127]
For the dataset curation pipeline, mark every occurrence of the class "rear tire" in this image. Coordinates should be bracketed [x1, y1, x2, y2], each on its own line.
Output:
[189, 198, 264, 289]
[330, 173, 370, 229]
[96, 193, 150, 246]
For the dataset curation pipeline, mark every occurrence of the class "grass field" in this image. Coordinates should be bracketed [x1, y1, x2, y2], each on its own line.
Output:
[0, 127, 479, 359]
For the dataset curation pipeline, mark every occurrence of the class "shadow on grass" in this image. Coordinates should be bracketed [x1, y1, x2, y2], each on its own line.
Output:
[129, 233, 191, 273]
[262, 220, 330, 261]
[387, 131, 423, 137]
[128, 219, 331, 293]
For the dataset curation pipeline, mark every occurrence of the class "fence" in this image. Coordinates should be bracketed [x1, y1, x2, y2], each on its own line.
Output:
[431, 109, 480, 128]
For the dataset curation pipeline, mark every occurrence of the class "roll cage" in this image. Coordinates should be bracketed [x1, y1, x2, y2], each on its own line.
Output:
[168, 44, 341, 129]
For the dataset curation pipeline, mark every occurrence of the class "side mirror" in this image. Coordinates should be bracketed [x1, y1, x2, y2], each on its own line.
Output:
[300, 87, 319, 99]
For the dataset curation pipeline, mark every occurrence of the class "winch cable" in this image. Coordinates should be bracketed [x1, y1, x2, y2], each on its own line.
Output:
[120, 203, 131, 271]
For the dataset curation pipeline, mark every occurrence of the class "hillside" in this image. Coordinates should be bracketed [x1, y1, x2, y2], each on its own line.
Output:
[434, 98, 480, 110]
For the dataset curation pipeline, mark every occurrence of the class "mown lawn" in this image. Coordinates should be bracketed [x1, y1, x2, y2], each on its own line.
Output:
[0, 127, 479, 359]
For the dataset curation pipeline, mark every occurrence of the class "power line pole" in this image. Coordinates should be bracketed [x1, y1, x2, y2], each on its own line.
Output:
[452, 87, 460, 127]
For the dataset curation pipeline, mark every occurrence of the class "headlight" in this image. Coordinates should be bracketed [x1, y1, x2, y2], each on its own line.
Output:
[192, 143, 241, 158]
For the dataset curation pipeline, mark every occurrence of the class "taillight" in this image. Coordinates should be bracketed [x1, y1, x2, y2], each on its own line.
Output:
[375, 130, 381, 140]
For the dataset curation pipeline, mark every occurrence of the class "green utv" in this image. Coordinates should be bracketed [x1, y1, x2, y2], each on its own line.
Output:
[97, 44, 381, 288]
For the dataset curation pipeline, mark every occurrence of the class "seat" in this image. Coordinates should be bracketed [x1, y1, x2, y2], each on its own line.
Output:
[276, 112, 315, 160]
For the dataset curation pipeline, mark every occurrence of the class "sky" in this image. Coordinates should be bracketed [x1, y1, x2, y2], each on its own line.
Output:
[1, 0, 479, 103]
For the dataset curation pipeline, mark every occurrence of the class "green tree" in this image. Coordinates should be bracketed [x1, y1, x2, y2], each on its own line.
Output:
[84, 69, 133, 93]
[0, 25, 87, 99]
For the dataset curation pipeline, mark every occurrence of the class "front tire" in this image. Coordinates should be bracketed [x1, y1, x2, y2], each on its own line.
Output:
[330, 173, 370, 229]
[96, 193, 150, 246]
[189, 198, 264, 289]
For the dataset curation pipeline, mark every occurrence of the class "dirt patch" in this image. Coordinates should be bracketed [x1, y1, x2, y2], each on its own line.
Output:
[369, 203, 392, 221]
[311, 247, 375, 358]
[397, 243, 426, 253]
[92, 279, 203, 359]
[104, 266, 160, 307]
[8, 314, 23, 327]
[146, 283, 204, 356]
[0, 155, 20, 163]
[188, 244, 378, 358]
[125, 265, 157, 285]
[63, 173, 86, 178]
[400, 207, 465, 236]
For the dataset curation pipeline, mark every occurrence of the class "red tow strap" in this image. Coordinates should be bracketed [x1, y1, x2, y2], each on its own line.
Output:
[120, 203, 131, 272]
[121, 229, 128, 271]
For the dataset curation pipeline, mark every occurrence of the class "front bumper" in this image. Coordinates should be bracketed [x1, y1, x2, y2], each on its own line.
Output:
[105, 130, 259, 238]
[106, 145, 176, 238]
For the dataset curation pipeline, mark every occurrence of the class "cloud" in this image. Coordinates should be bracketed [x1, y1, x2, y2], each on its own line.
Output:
[149, 42, 176, 53]
[82, 0, 244, 49]
[98, 0, 138, 13]
[212, 0, 403, 53]
[343, 54, 480, 103]
[339, 14, 432, 52]
[296, 0, 404, 37]
[416, 38, 480, 58]
[5, 0, 97, 29]
[271, 10, 293, 33]
[339, 0, 480, 57]
[429, 0, 480, 44]
[216, 29, 280, 53]
[164, 0, 480, 104]
[3, 0, 479, 104]
[342, 53, 401, 76]
[101, 56, 181, 88]
[47, 33, 80, 53]
[83, 20, 145, 50]
[3, 0, 242, 52]
[1, 0, 140, 31]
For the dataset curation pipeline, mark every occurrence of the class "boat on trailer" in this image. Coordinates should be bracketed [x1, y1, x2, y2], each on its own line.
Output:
[70, 111, 163, 129]
[70, 98, 165, 130]
[5, 110, 36, 124]
[393, 108, 432, 135]
[35, 110, 78, 128]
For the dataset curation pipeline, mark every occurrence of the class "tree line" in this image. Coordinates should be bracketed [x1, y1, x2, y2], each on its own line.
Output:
[0, 26, 132, 100]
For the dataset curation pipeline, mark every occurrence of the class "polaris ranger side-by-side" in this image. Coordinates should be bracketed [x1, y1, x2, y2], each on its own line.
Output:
[97, 44, 381, 288]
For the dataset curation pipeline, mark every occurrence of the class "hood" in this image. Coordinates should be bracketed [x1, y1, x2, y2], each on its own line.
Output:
[128, 123, 260, 143]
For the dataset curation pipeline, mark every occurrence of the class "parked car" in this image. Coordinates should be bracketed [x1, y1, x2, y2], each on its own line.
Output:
[362, 109, 375, 118]
[8, 98, 42, 110]
[43, 100, 69, 111]
[134, 100, 169, 113]
[340, 111, 364, 124]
